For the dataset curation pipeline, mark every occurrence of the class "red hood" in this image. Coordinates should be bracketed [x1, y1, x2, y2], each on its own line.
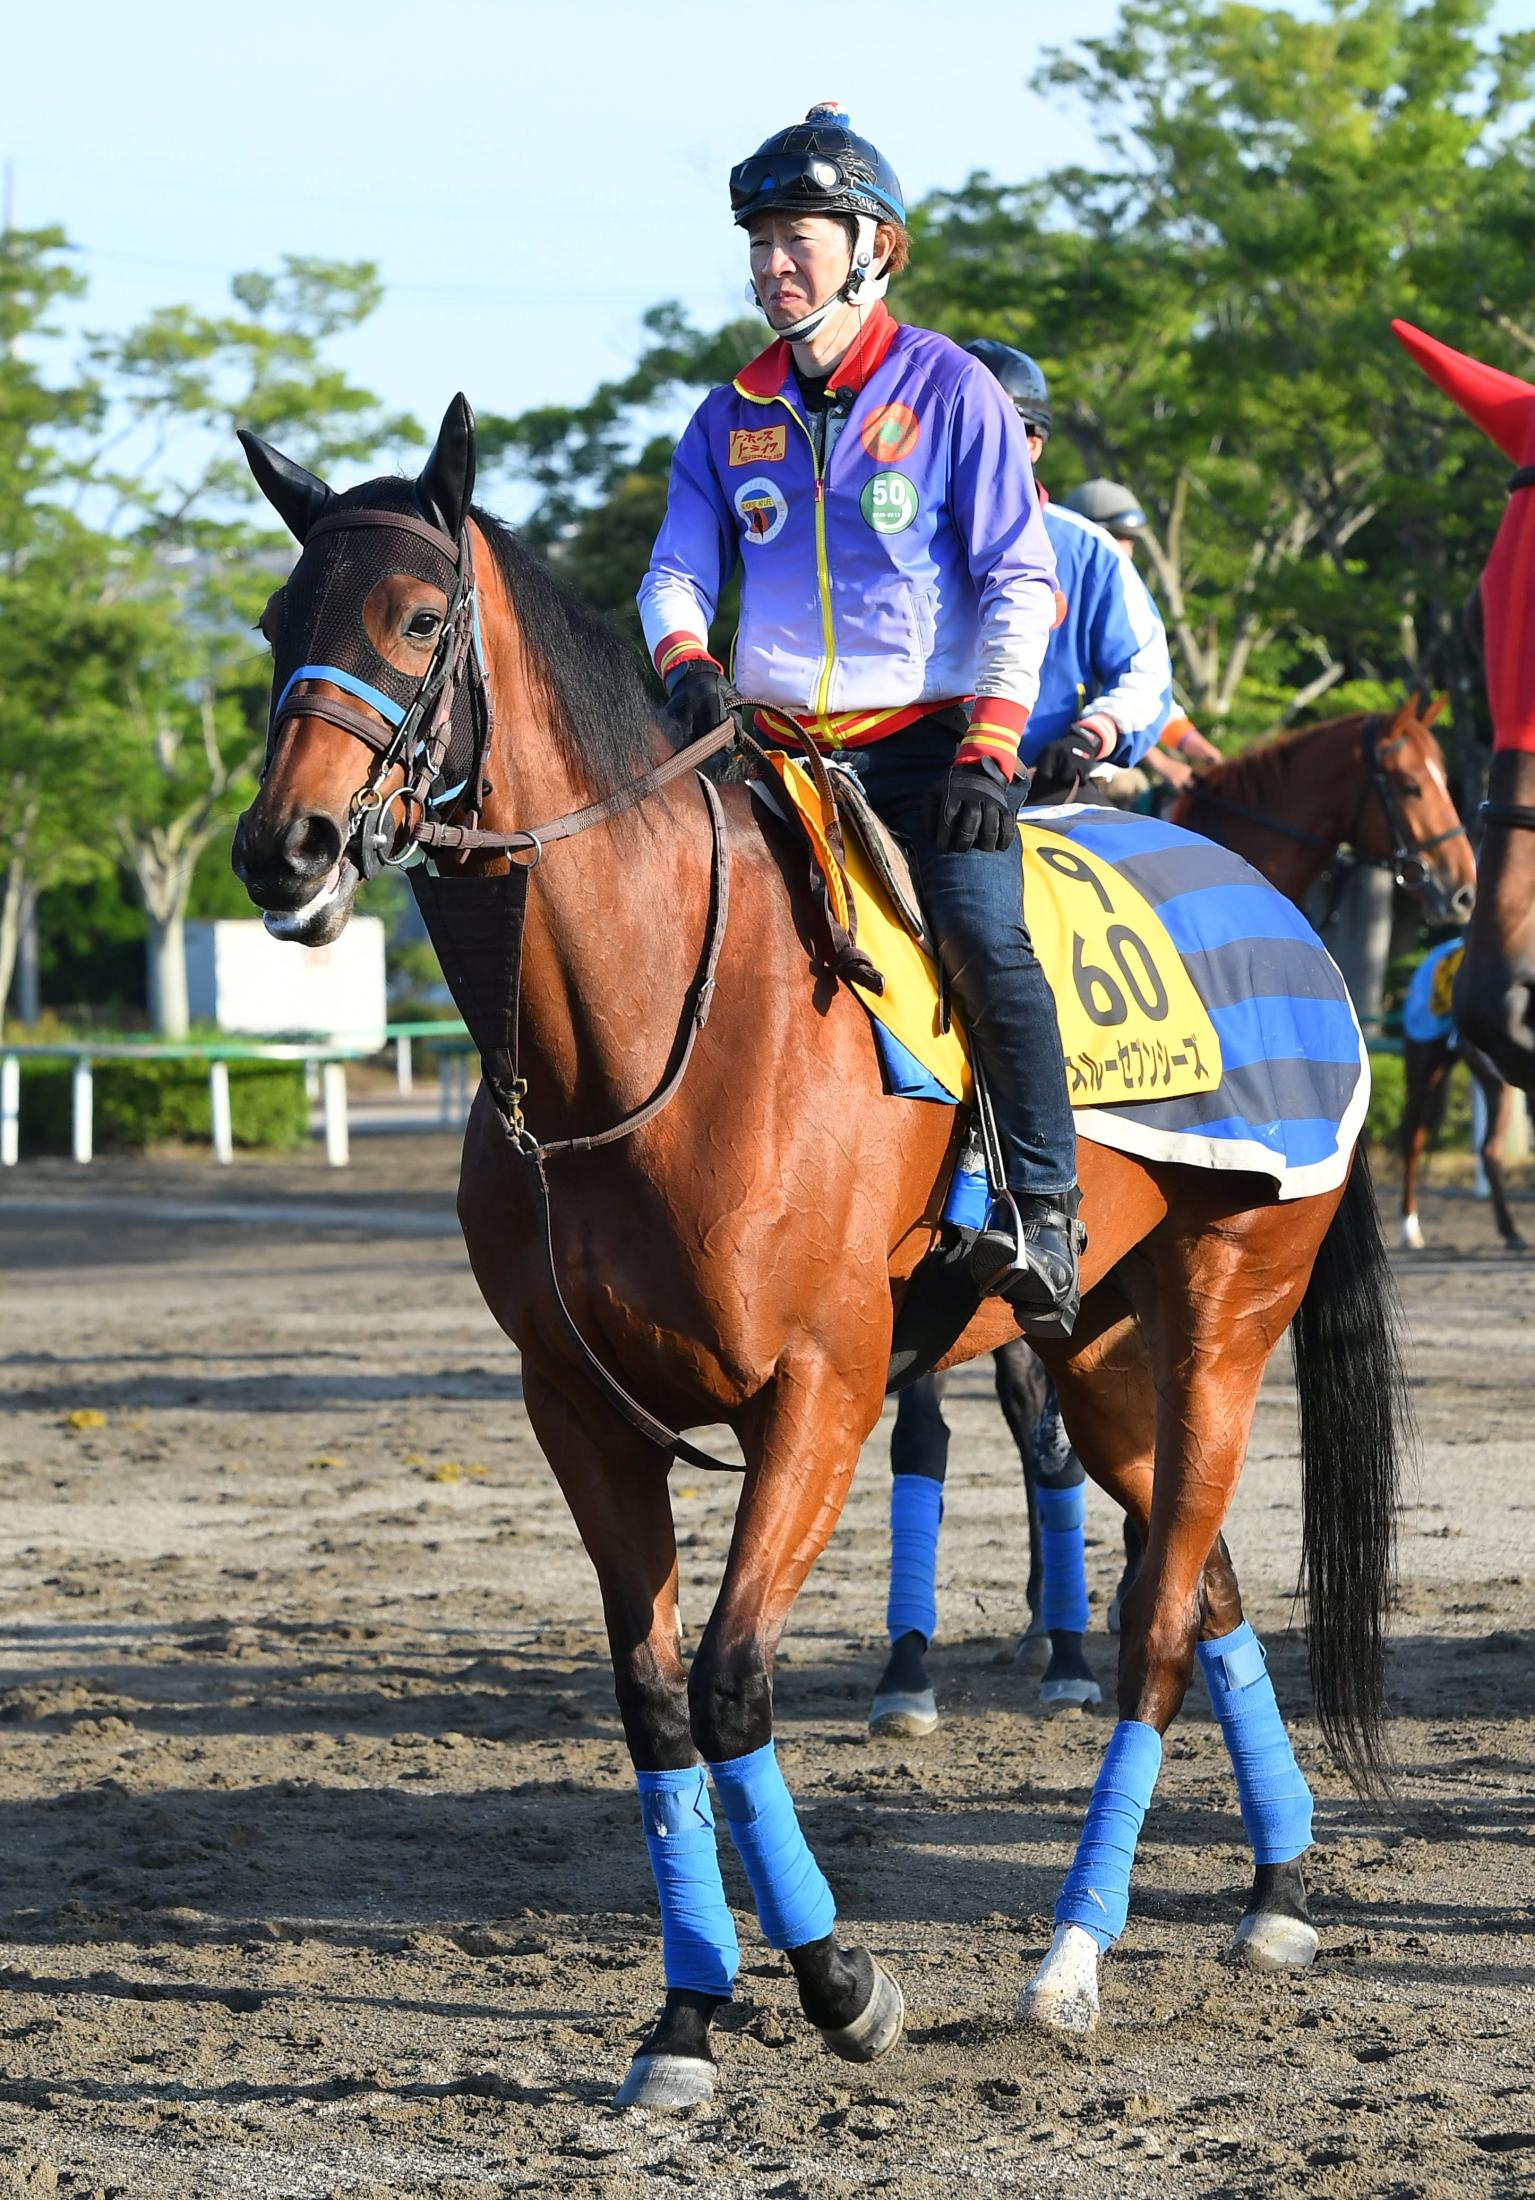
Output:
[1394, 317, 1535, 754]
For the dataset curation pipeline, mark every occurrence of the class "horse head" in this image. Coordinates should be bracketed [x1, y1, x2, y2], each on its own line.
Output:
[1353, 692, 1476, 927]
[231, 396, 480, 945]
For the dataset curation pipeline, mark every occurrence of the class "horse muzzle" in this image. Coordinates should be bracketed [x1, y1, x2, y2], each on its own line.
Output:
[232, 805, 360, 942]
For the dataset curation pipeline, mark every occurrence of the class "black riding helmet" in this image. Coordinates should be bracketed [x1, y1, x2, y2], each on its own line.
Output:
[964, 340, 1052, 440]
[730, 102, 906, 229]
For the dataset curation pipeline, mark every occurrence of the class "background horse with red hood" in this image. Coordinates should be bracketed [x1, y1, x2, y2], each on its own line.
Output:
[1394, 320, 1535, 1092]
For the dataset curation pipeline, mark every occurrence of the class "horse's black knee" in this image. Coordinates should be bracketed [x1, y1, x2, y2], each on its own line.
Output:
[612, 1639, 692, 1771]
[688, 1631, 772, 1764]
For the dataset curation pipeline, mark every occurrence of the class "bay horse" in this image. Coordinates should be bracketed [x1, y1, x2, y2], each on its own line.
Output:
[231, 401, 1406, 2100]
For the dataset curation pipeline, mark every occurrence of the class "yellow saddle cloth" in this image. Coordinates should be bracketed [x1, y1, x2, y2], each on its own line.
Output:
[757, 751, 1222, 1108]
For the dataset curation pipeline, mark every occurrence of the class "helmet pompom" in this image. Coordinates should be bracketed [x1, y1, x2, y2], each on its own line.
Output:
[805, 100, 851, 125]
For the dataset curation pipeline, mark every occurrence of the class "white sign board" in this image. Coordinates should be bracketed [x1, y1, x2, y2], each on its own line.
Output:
[185, 919, 387, 1049]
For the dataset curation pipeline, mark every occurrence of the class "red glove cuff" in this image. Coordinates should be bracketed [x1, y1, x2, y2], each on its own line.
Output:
[653, 631, 721, 688]
[957, 695, 1029, 780]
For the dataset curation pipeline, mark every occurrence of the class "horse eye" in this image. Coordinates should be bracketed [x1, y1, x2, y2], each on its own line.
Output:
[406, 609, 441, 640]
[1398, 778, 1421, 797]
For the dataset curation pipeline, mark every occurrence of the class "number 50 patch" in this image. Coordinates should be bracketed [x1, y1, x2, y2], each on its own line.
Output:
[1020, 826, 1223, 1106]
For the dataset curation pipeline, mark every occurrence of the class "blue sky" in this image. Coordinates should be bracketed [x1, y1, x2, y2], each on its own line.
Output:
[6, 0, 1126, 447]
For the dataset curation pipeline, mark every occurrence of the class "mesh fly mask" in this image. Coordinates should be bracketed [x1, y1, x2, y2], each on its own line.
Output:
[263, 483, 492, 875]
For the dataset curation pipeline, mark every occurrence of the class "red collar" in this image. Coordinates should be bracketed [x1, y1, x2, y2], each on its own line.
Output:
[734, 303, 899, 402]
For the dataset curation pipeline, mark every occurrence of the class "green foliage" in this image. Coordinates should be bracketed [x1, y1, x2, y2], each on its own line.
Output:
[17, 1058, 309, 1153]
[473, 0, 1535, 772]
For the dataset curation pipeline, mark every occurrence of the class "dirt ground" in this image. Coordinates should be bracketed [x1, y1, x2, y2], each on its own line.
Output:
[0, 1134, 1532, 2200]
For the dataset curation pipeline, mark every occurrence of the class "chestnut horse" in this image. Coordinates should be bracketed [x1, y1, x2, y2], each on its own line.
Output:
[231, 403, 1406, 2101]
[1172, 693, 1475, 925]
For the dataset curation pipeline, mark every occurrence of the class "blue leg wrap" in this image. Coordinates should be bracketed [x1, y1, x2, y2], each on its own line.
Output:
[1197, 1621, 1314, 1865]
[886, 1473, 943, 1644]
[1055, 1719, 1162, 1950]
[1038, 1483, 1090, 1634]
[635, 1765, 740, 1997]
[710, 1741, 837, 1952]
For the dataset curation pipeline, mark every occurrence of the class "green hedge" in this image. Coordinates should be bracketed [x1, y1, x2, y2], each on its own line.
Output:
[17, 1059, 309, 1154]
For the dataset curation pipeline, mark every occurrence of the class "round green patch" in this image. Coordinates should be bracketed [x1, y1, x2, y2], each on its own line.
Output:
[860, 470, 919, 535]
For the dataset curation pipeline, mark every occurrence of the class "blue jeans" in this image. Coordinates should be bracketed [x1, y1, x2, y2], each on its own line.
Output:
[842, 725, 1078, 1198]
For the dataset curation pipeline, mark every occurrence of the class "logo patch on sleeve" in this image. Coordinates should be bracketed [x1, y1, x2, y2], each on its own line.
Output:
[729, 426, 788, 466]
[734, 477, 789, 544]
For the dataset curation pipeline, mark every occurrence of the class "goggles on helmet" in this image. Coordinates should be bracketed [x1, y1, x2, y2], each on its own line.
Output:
[730, 146, 904, 224]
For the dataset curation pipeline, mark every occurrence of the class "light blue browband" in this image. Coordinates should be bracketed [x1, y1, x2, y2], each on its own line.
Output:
[273, 663, 408, 729]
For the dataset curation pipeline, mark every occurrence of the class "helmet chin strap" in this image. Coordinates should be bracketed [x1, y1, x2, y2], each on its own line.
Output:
[747, 214, 889, 344]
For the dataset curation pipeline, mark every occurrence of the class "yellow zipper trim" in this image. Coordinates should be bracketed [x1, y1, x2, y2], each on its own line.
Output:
[733, 381, 837, 722]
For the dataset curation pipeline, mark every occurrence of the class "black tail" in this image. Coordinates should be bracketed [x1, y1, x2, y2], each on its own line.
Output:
[1290, 1147, 1412, 1791]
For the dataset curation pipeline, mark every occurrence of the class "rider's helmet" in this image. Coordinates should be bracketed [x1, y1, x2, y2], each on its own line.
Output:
[731, 103, 906, 341]
[1059, 478, 1148, 537]
[964, 340, 1052, 440]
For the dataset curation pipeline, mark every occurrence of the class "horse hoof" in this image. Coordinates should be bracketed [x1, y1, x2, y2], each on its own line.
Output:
[1400, 1213, 1426, 1251]
[1019, 1610, 1048, 1646]
[868, 1688, 938, 1738]
[1231, 1910, 1319, 1971]
[1040, 1675, 1103, 1713]
[820, 1956, 905, 2063]
[613, 2051, 717, 2110]
[1018, 1923, 1101, 2034]
[1504, 1233, 1528, 1254]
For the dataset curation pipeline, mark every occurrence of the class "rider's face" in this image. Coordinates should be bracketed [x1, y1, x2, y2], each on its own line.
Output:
[747, 213, 852, 327]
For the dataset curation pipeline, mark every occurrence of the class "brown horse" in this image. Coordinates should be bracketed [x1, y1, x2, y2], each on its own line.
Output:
[1171, 693, 1475, 924]
[231, 404, 1406, 2100]
[1169, 706, 1521, 1249]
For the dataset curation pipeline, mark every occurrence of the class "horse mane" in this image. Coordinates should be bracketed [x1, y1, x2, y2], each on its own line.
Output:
[1197, 712, 1374, 809]
[471, 504, 660, 799]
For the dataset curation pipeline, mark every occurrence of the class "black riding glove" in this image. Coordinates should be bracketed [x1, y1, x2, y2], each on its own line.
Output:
[1031, 722, 1110, 791]
[661, 659, 731, 745]
[923, 757, 1018, 855]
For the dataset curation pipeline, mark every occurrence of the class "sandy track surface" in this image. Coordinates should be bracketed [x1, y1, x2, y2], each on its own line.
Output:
[1, 1140, 1532, 2198]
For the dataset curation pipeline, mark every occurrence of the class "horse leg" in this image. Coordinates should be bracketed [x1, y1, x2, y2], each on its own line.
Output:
[1023, 1214, 1312, 2034]
[1196, 1537, 1318, 1970]
[870, 1372, 950, 1738]
[1400, 1038, 1445, 1250]
[991, 1341, 1047, 1648]
[995, 1345, 1099, 1709]
[692, 1354, 904, 2064]
[1107, 1516, 1143, 1635]
[521, 1371, 735, 2110]
[1479, 1073, 1526, 1250]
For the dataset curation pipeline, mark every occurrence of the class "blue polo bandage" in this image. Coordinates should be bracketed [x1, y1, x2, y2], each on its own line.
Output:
[1055, 1719, 1162, 1950]
[710, 1741, 837, 1952]
[635, 1765, 739, 1997]
[1037, 1483, 1090, 1634]
[886, 1473, 942, 1643]
[1197, 1622, 1313, 1864]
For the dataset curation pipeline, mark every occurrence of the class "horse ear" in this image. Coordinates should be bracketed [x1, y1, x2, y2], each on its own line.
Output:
[417, 393, 477, 541]
[1423, 691, 1448, 726]
[237, 428, 334, 543]
[1400, 688, 1421, 724]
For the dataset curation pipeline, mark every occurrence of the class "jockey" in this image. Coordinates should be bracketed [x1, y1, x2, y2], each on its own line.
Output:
[639, 103, 1082, 1335]
[964, 344, 1172, 793]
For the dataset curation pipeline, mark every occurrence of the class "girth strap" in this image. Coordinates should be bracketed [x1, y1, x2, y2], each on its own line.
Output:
[1479, 798, 1535, 831]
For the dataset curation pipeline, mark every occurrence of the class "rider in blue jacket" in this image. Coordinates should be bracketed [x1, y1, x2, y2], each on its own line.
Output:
[639, 105, 1083, 1334]
[964, 341, 1172, 786]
